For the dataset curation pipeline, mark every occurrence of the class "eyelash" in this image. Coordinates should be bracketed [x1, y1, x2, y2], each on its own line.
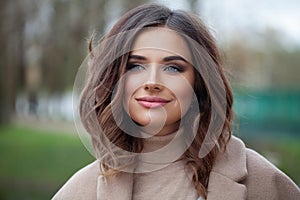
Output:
[126, 63, 184, 73]
[164, 65, 184, 72]
[126, 63, 145, 71]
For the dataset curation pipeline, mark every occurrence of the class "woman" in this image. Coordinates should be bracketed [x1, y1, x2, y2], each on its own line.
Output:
[53, 4, 300, 200]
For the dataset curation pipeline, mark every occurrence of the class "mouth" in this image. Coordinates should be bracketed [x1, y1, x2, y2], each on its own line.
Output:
[135, 96, 171, 108]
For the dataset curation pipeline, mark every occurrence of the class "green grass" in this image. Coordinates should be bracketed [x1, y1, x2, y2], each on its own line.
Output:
[0, 125, 299, 199]
[242, 136, 300, 185]
[0, 124, 95, 200]
[276, 139, 300, 183]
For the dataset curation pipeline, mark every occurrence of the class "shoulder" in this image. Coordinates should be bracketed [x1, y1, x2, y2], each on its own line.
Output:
[52, 160, 100, 200]
[212, 136, 299, 199]
[244, 148, 300, 199]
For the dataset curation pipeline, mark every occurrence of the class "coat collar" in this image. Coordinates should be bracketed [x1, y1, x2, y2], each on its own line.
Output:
[207, 136, 248, 199]
[97, 136, 248, 200]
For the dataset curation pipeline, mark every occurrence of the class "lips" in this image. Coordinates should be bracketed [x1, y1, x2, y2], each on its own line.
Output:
[135, 96, 171, 108]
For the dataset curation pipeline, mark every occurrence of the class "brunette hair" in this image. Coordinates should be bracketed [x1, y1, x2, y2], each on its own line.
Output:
[80, 3, 233, 198]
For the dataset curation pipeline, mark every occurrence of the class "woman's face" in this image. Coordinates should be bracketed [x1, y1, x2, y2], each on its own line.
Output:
[123, 27, 195, 136]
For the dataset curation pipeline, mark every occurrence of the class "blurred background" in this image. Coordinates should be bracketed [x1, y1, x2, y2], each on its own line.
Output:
[0, 0, 299, 199]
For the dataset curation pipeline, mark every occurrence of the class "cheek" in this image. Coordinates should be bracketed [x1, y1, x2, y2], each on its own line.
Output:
[123, 76, 151, 125]
[123, 85, 130, 113]
[173, 87, 194, 115]
[124, 92, 152, 126]
[123, 75, 138, 112]
[166, 76, 195, 114]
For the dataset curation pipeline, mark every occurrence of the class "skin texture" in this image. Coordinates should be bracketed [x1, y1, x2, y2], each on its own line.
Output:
[123, 27, 195, 136]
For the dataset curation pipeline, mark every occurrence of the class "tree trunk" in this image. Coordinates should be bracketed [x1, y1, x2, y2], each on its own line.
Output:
[0, 0, 25, 125]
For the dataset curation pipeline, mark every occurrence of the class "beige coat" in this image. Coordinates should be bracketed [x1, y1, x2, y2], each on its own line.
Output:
[52, 136, 300, 199]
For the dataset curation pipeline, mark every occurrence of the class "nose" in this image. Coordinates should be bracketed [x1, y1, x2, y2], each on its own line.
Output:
[144, 82, 162, 91]
[144, 64, 163, 92]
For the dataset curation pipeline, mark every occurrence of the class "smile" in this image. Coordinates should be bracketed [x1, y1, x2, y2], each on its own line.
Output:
[135, 96, 171, 108]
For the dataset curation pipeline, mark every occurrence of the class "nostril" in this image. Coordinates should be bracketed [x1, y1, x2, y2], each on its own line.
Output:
[144, 83, 162, 91]
[154, 86, 160, 90]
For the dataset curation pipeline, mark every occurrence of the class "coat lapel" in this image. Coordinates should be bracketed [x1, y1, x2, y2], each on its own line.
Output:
[207, 136, 248, 199]
[207, 171, 247, 199]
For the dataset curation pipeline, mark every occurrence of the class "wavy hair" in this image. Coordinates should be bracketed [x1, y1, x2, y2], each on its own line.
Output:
[80, 4, 233, 198]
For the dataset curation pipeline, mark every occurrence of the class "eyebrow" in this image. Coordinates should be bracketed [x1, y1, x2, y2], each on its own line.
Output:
[128, 55, 147, 60]
[129, 54, 188, 63]
[163, 56, 187, 63]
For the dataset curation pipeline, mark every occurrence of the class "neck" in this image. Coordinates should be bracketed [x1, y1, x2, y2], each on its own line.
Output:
[134, 127, 188, 172]
[141, 130, 178, 153]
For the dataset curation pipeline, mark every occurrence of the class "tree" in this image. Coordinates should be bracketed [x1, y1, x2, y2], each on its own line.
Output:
[0, 0, 26, 124]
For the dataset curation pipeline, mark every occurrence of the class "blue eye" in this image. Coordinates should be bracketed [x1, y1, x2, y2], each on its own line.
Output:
[164, 65, 183, 73]
[126, 63, 145, 71]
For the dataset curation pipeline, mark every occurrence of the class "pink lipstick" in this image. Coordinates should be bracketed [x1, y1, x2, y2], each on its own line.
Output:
[136, 96, 171, 108]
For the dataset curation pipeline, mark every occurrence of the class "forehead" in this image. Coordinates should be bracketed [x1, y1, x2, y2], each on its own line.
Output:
[131, 27, 192, 61]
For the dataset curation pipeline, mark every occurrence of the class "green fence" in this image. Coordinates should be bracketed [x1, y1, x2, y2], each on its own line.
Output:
[233, 90, 300, 138]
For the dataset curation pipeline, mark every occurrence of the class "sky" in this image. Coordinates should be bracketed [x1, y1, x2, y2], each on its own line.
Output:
[24, 0, 300, 49]
[155, 0, 300, 47]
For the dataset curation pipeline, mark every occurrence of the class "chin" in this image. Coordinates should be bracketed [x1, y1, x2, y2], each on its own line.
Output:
[130, 115, 151, 127]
